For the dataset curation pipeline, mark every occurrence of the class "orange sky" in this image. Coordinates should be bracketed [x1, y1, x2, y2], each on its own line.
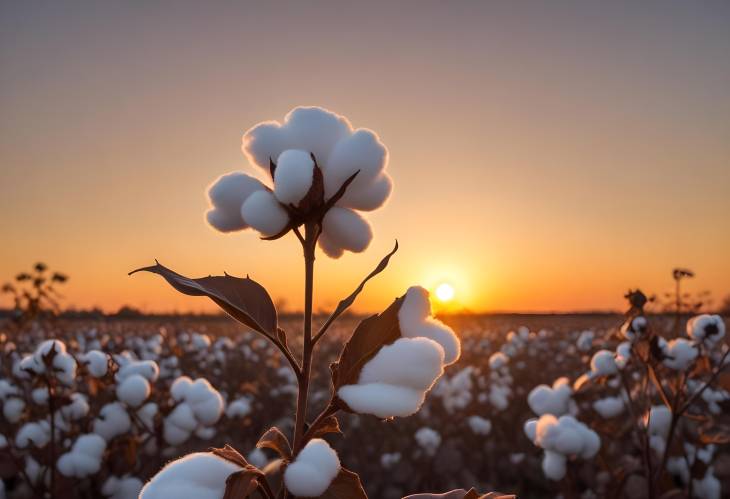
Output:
[1, 1, 729, 314]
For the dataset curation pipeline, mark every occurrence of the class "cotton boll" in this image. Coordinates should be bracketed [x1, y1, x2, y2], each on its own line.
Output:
[137, 403, 158, 430]
[170, 376, 194, 401]
[489, 352, 509, 370]
[79, 350, 108, 377]
[358, 338, 445, 391]
[61, 394, 90, 421]
[687, 314, 726, 348]
[284, 438, 340, 497]
[319, 207, 373, 257]
[324, 129, 388, 199]
[102, 475, 144, 499]
[414, 427, 441, 457]
[116, 374, 151, 408]
[467, 416, 492, 435]
[593, 397, 624, 419]
[3, 397, 25, 423]
[225, 398, 252, 419]
[621, 316, 648, 342]
[645, 405, 671, 440]
[243, 107, 352, 170]
[93, 402, 132, 441]
[693, 468, 721, 499]
[273, 149, 315, 204]
[56, 434, 106, 477]
[398, 286, 460, 365]
[528, 379, 573, 416]
[524, 419, 538, 441]
[240, 190, 289, 237]
[663, 339, 698, 371]
[336, 173, 393, 212]
[177, 378, 224, 425]
[590, 350, 618, 377]
[206, 172, 267, 232]
[140, 452, 242, 499]
[542, 451, 567, 481]
[16, 421, 50, 448]
[339, 383, 425, 418]
[116, 360, 159, 383]
[576, 330, 594, 352]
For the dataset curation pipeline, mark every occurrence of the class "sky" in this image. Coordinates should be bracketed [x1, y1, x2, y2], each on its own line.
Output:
[1, 1, 729, 314]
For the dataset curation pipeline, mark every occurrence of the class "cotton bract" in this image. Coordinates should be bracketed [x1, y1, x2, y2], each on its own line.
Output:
[284, 438, 340, 497]
[207, 106, 392, 258]
[337, 286, 460, 418]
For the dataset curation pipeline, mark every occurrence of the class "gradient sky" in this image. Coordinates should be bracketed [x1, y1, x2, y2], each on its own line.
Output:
[1, 1, 729, 314]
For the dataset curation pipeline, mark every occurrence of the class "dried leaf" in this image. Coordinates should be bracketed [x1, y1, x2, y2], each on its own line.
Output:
[331, 295, 404, 391]
[210, 445, 250, 468]
[318, 467, 367, 499]
[223, 469, 267, 499]
[256, 427, 292, 459]
[129, 262, 277, 336]
[699, 425, 730, 444]
[309, 415, 343, 439]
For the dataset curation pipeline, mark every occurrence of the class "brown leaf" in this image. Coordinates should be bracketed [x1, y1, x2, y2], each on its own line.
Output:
[211, 445, 250, 468]
[699, 425, 730, 444]
[318, 467, 367, 499]
[309, 415, 343, 439]
[129, 262, 277, 336]
[256, 427, 293, 459]
[331, 295, 404, 391]
[223, 470, 267, 499]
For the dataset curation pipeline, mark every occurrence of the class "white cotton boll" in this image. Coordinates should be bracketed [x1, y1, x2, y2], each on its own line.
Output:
[576, 330, 594, 352]
[542, 451, 567, 481]
[687, 314, 726, 348]
[137, 403, 158, 430]
[663, 339, 698, 371]
[534, 415, 601, 459]
[102, 475, 144, 499]
[117, 360, 159, 383]
[116, 374, 151, 408]
[359, 338, 445, 391]
[324, 129, 389, 205]
[206, 172, 267, 233]
[170, 376, 194, 401]
[57, 434, 106, 477]
[31, 387, 49, 405]
[380, 452, 401, 469]
[524, 419, 538, 442]
[590, 350, 618, 377]
[0, 380, 20, 400]
[645, 405, 671, 439]
[140, 452, 242, 499]
[415, 427, 442, 456]
[273, 149, 315, 204]
[489, 385, 511, 411]
[338, 383, 425, 418]
[319, 207, 373, 257]
[528, 379, 572, 416]
[61, 394, 89, 421]
[16, 421, 50, 448]
[615, 342, 632, 369]
[489, 352, 509, 370]
[195, 426, 216, 440]
[243, 107, 352, 170]
[93, 402, 132, 441]
[468, 416, 492, 435]
[0, 435, 7, 449]
[398, 286, 461, 365]
[693, 468, 721, 499]
[621, 316, 648, 342]
[3, 398, 25, 423]
[177, 378, 224, 425]
[225, 398, 252, 418]
[80, 350, 108, 377]
[593, 397, 624, 419]
[284, 438, 341, 497]
[247, 448, 268, 469]
[164, 403, 198, 446]
[240, 190, 289, 237]
[336, 173, 393, 212]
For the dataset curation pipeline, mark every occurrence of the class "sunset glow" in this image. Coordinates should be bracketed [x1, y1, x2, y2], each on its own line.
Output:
[435, 283, 455, 303]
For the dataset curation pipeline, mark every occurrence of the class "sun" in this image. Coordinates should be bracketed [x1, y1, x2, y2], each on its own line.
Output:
[435, 282, 455, 302]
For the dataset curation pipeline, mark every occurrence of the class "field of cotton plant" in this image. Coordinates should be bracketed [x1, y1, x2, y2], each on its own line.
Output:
[2, 106, 729, 499]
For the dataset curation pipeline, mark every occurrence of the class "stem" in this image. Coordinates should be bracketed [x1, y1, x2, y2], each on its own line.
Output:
[47, 377, 57, 499]
[292, 223, 317, 455]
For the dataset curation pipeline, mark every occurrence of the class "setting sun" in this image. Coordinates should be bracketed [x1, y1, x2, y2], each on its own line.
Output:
[435, 282, 455, 302]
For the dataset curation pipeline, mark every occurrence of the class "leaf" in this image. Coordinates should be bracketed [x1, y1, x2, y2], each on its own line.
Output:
[403, 489, 515, 499]
[317, 242, 398, 341]
[129, 262, 277, 336]
[223, 470, 268, 499]
[699, 425, 730, 444]
[211, 445, 250, 468]
[331, 295, 404, 391]
[318, 467, 367, 499]
[309, 415, 343, 439]
[256, 427, 292, 459]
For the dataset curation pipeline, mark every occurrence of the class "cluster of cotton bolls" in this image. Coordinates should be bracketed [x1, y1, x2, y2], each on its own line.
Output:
[163, 376, 224, 446]
[480, 351, 513, 411]
[338, 286, 460, 418]
[414, 427, 442, 457]
[14, 339, 77, 385]
[431, 366, 474, 414]
[206, 106, 392, 257]
[527, 377, 575, 417]
[666, 444, 722, 499]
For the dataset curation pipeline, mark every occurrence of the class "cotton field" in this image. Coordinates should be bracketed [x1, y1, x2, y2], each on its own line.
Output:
[1, 311, 728, 499]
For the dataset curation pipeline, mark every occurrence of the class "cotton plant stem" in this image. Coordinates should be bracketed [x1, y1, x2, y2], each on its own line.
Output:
[292, 223, 317, 456]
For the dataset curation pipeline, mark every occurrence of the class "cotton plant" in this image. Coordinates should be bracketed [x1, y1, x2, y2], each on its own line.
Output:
[130, 107, 506, 498]
[541, 289, 730, 498]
